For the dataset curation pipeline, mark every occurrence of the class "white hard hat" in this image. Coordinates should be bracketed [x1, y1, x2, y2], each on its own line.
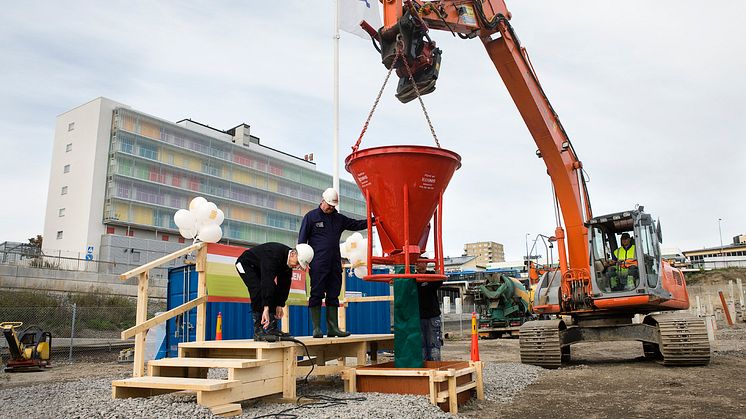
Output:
[295, 243, 314, 270]
[322, 188, 339, 207]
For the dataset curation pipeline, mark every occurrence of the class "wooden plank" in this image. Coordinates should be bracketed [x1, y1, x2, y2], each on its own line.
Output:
[229, 362, 284, 383]
[296, 365, 345, 377]
[283, 346, 297, 399]
[196, 245, 208, 341]
[197, 376, 283, 408]
[353, 369, 434, 377]
[149, 357, 269, 369]
[343, 368, 357, 393]
[112, 385, 176, 399]
[210, 403, 242, 417]
[343, 295, 394, 303]
[120, 242, 204, 280]
[122, 296, 207, 339]
[435, 381, 477, 403]
[133, 271, 149, 377]
[112, 376, 239, 392]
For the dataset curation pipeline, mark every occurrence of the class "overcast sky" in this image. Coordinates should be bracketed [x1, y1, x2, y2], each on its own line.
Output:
[1, 1, 744, 261]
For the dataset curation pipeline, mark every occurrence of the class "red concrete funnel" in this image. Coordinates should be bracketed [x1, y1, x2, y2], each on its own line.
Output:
[345, 145, 461, 281]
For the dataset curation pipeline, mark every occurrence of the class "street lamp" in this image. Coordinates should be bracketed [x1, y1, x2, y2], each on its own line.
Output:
[525, 233, 531, 270]
[718, 218, 724, 256]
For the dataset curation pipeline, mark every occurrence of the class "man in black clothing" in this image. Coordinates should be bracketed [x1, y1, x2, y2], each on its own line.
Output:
[416, 263, 443, 361]
[235, 242, 313, 341]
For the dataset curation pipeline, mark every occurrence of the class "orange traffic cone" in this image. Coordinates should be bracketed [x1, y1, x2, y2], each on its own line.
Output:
[470, 311, 480, 361]
[215, 312, 223, 340]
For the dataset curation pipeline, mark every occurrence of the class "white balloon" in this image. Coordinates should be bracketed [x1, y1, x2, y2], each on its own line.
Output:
[198, 224, 222, 243]
[350, 232, 364, 243]
[354, 266, 367, 279]
[179, 228, 196, 239]
[195, 202, 219, 224]
[174, 209, 196, 230]
[214, 208, 225, 226]
[189, 196, 208, 211]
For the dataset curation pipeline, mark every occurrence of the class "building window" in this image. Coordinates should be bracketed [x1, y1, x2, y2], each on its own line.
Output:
[63, 164, 70, 173]
[68, 122, 75, 131]
[162, 235, 169, 241]
[61, 186, 68, 195]
[106, 226, 115, 234]
[56, 231, 63, 239]
[178, 237, 185, 244]
[58, 208, 65, 217]
[66, 143, 72, 152]
[127, 230, 134, 237]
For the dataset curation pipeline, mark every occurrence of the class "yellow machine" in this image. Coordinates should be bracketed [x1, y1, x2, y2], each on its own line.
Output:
[1, 322, 52, 372]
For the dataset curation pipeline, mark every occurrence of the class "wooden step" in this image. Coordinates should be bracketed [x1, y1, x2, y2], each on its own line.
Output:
[210, 403, 242, 417]
[149, 357, 269, 369]
[112, 376, 239, 392]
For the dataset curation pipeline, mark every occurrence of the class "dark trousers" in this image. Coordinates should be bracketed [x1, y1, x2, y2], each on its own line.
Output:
[309, 269, 342, 307]
[237, 267, 275, 314]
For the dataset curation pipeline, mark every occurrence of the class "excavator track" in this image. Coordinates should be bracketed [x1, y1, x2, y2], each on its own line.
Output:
[519, 319, 564, 368]
[649, 314, 711, 366]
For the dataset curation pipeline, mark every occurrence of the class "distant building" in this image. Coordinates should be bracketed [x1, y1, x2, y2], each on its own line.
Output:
[463, 241, 504, 265]
[43, 97, 365, 278]
[683, 238, 746, 270]
[443, 255, 480, 273]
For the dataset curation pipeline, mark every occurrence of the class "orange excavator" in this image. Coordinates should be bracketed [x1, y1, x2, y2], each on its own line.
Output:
[364, 1, 710, 367]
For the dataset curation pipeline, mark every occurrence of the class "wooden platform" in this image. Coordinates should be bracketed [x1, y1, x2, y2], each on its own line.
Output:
[342, 360, 484, 414]
[112, 334, 393, 417]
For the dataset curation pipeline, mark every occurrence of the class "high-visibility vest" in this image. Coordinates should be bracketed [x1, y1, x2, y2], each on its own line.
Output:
[614, 245, 636, 264]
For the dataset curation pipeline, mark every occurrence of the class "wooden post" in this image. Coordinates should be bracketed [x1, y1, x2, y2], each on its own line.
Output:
[281, 306, 290, 333]
[339, 266, 347, 330]
[196, 244, 208, 342]
[738, 278, 745, 321]
[283, 346, 297, 399]
[473, 361, 485, 400]
[133, 271, 149, 377]
[719, 291, 734, 326]
[447, 369, 458, 414]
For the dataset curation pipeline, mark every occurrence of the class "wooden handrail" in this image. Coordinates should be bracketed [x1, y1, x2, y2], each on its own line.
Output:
[120, 242, 204, 280]
[121, 295, 208, 340]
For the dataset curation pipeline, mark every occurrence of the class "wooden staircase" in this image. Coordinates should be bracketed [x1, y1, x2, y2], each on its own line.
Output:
[112, 341, 294, 417]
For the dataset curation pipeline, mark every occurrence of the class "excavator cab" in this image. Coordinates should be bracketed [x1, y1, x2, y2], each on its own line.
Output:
[587, 207, 664, 298]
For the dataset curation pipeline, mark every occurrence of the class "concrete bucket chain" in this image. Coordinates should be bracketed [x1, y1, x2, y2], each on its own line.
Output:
[352, 34, 441, 153]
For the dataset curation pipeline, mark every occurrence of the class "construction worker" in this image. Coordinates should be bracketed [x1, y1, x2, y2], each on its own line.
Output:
[298, 188, 368, 338]
[235, 242, 314, 342]
[608, 232, 639, 290]
[416, 263, 443, 361]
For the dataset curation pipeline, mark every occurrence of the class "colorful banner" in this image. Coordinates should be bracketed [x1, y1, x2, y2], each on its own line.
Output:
[206, 243, 308, 306]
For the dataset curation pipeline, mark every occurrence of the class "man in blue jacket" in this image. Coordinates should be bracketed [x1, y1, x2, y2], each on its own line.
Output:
[298, 188, 368, 338]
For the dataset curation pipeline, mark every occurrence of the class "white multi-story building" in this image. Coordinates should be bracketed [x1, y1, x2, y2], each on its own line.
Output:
[43, 97, 365, 277]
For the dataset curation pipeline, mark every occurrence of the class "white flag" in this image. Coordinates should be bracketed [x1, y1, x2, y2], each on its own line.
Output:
[338, 0, 383, 39]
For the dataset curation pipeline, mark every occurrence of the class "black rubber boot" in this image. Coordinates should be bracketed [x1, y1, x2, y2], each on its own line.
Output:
[326, 306, 350, 338]
[311, 306, 323, 338]
[252, 311, 268, 342]
[263, 318, 293, 342]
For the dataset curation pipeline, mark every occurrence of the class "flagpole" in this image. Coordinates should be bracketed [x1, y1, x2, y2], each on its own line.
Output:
[333, 0, 341, 210]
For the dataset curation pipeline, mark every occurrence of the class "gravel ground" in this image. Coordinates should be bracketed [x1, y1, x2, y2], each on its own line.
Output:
[0, 361, 542, 418]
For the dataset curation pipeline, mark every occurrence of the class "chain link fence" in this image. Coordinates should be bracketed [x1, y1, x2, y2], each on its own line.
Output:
[0, 303, 165, 365]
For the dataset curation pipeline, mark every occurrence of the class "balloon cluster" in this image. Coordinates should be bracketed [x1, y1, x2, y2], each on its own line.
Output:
[340, 232, 368, 278]
[173, 197, 225, 243]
